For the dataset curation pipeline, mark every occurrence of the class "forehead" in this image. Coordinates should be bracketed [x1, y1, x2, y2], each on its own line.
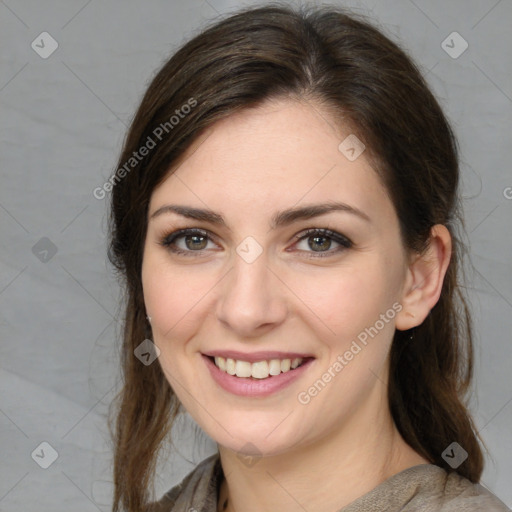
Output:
[149, 99, 394, 226]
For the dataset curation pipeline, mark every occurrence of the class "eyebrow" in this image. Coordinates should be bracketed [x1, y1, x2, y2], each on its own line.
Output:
[150, 201, 371, 229]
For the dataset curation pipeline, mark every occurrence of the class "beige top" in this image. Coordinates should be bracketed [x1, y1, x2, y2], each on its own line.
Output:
[150, 454, 511, 512]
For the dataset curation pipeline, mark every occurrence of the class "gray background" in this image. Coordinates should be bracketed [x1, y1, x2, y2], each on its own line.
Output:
[1, 0, 511, 510]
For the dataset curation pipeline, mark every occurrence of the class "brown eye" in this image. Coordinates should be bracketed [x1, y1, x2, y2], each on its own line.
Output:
[293, 228, 352, 258]
[308, 234, 332, 252]
[161, 228, 217, 256]
[184, 233, 208, 250]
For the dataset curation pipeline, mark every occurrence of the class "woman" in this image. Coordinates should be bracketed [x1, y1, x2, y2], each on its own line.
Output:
[107, 4, 510, 512]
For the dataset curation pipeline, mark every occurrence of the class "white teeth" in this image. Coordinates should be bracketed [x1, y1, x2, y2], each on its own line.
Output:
[280, 359, 291, 372]
[215, 356, 226, 371]
[226, 358, 236, 375]
[269, 359, 281, 376]
[213, 356, 305, 378]
[252, 361, 269, 379]
[235, 360, 252, 378]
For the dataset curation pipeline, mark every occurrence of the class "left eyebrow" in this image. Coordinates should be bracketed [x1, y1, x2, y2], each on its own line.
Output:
[149, 201, 371, 229]
[270, 201, 371, 228]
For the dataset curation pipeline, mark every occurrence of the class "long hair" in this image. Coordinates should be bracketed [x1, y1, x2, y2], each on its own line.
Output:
[107, 4, 485, 511]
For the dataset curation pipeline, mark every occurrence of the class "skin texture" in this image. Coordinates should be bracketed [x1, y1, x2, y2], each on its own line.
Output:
[142, 98, 452, 512]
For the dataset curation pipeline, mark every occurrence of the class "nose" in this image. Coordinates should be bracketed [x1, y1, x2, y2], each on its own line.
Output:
[215, 251, 288, 338]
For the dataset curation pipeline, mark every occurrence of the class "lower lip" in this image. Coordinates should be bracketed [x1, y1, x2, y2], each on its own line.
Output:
[202, 355, 314, 397]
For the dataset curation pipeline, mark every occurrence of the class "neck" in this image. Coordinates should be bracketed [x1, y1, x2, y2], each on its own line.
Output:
[217, 383, 429, 512]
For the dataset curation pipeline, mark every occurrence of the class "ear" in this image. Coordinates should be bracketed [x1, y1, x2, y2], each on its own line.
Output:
[395, 224, 452, 331]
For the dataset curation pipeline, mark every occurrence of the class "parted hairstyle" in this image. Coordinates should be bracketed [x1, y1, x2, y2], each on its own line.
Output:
[107, 4, 486, 511]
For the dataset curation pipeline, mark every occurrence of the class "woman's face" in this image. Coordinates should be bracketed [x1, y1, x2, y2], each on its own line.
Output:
[142, 98, 410, 456]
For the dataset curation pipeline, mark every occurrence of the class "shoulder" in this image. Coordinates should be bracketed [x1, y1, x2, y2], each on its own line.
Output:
[431, 468, 511, 512]
[341, 463, 510, 512]
[147, 453, 221, 512]
[397, 464, 511, 512]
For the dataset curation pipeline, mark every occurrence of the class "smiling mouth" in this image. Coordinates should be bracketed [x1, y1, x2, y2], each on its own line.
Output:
[209, 356, 311, 379]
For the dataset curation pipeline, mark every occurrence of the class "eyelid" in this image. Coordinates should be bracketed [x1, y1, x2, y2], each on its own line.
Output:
[160, 227, 220, 250]
[291, 227, 352, 247]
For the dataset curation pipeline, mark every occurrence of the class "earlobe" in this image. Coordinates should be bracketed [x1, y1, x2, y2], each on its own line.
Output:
[395, 224, 452, 331]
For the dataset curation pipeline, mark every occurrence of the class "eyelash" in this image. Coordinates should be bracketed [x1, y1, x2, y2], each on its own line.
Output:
[159, 228, 353, 259]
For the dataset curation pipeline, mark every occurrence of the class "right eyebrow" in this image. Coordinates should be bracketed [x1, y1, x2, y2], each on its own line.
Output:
[150, 204, 227, 226]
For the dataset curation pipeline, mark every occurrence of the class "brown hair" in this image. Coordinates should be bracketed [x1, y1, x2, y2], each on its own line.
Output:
[107, 4, 486, 511]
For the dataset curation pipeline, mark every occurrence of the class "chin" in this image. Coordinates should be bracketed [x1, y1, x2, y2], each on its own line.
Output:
[200, 410, 306, 457]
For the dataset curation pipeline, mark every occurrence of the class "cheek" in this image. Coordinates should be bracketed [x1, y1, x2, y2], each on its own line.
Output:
[142, 256, 216, 343]
[289, 260, 391, 341]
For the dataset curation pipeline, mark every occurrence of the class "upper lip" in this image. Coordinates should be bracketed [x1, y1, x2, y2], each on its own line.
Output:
[202, 350, 315, 363]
